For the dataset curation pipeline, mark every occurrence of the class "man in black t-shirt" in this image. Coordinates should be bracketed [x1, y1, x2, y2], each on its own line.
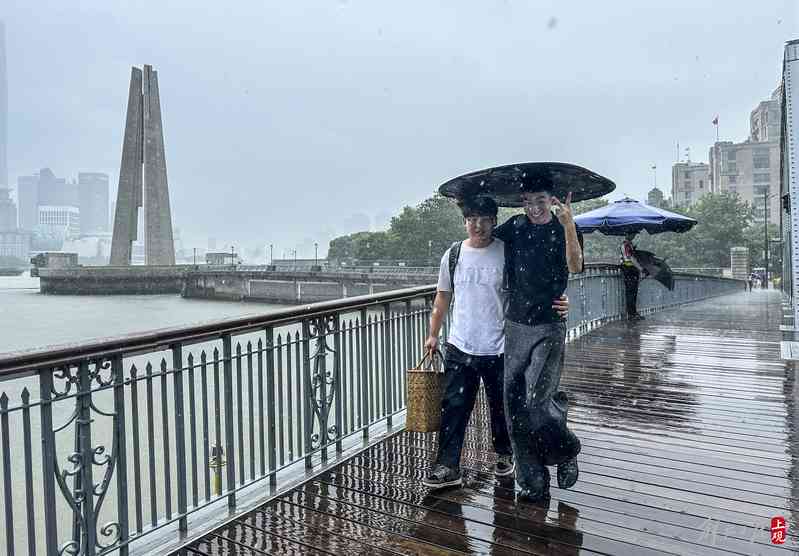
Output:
[493, 186, 584, 502]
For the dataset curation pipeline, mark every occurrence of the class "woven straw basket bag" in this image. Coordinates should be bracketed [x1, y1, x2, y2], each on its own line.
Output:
[406, 349, 445, 432]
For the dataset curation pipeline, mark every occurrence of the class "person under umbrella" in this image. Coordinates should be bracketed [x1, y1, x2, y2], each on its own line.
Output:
[621, 233, 648, 321]
[574, 197, 697, 321]
[439, 162, 616, 503]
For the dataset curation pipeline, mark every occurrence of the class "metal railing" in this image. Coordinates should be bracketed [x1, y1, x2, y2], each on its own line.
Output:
[0, 269, 742, 555]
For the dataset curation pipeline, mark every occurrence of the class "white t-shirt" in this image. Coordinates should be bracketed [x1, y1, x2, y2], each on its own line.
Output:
[437, 239, 506, 356]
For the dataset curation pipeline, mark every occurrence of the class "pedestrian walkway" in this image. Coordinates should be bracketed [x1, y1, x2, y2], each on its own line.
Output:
[178, 290, 797, 555]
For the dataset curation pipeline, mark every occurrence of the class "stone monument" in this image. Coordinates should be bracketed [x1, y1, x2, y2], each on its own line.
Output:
[110, 65, 175, 265]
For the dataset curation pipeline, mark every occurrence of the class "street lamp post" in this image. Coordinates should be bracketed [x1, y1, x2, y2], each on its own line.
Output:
[269, 243, 273, 265]
[314, 242, 318, 266]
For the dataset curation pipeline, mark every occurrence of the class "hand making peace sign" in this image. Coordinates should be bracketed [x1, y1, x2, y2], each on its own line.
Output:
[551, 191, 575, 227]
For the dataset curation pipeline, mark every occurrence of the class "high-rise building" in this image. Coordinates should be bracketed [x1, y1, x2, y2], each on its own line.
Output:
[0, 21, 8, 190]
[709, 140, 780, 224]
[17, 174, 38, 230]
[78, 172, 109, 234]
[702, 86, 784, 225]
[0, 186, 15, 230]
[671, 162, 710, 208]
[37, 168, 76, 206]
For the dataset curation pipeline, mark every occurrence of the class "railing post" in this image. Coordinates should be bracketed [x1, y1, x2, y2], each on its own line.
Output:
[404, 300, 413, 409]
[360, 308, 369, 440]
[301, 319, 313, 468]
[383, 302, 393, 429]
[39, 370, 59, 556]
[113, 355, 130, 556]
[222, 333, 236, 508]
[1, 392, 14, 556]
[265, 327, 277, 486]
[333, 313, 344, 453]
[74, 361, 97, 555]
[172, 344, 188, 531]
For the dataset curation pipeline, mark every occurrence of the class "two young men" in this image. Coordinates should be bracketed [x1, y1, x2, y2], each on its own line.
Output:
[422, 190, 579, 501]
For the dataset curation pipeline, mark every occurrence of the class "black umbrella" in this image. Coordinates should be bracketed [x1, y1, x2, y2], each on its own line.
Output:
[438, 162, 616, 206]
[635, 249, 675, 291]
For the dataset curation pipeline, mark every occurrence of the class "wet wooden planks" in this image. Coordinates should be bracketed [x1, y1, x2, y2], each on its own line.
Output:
[181, 291, 798, 555]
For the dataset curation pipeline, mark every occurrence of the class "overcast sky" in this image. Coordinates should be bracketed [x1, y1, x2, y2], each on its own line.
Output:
[3, 1, 798, 257]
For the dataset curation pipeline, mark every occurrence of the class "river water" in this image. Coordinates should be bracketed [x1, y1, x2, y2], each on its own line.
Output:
[0, 273, 286, 356]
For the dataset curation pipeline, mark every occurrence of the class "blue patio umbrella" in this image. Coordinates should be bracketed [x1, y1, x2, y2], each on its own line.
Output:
[573, 197, 697, 236]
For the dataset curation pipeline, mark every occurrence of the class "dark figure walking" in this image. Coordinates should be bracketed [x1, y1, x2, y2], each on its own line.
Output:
[621, 234, 646, 320]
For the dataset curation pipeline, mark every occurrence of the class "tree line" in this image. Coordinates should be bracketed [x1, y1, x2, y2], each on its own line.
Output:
[328, 191, 779, 272]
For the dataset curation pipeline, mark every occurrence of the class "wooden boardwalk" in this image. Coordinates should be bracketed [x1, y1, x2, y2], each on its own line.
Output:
[179, 291, 798, 555]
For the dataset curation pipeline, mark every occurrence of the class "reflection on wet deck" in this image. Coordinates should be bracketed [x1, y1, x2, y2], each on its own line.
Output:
[180, 291, 798, 555]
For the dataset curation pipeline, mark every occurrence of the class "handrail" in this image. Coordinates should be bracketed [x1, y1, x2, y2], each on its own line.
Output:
[0, 285, 436, 379]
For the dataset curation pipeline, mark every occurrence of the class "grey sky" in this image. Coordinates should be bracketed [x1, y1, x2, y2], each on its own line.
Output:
[3, 0, 798, 257]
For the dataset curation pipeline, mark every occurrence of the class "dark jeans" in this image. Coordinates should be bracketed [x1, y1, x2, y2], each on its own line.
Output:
[621, 265, 641, 317]
[504, 320, 569, 490]
[434, 344, 512, 469]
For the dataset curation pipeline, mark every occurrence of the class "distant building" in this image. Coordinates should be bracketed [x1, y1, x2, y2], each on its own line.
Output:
[78, 172, 109, 234]
[206, 251, 239, 265]
[0, 22, 7, 191]
[750, 85, 782, 143]
[706, 87, 783, 225]
[0, 186, 15, 230]
[0, 229, 29, 261]
[647, 187, 665, 208]
[38, 205, 80, 239]
[671, 162, 710, 208]
[16, 174, 38, 230]
[37, 168, 76, 206]
[709, 140, 780, 224]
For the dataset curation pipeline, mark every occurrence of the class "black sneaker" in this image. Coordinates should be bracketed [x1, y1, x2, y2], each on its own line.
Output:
[493, 455, 515, 477]
[557, 458, 579, 489]
[518, 484, 551, 503]
[422, 465, 462, 489]
[517, 470, 550, 502]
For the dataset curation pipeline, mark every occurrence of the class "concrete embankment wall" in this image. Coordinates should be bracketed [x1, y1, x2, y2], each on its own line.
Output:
[38, 266, 187, 294]
[37, 266, 435, 302]
[183, 272, 428, 304]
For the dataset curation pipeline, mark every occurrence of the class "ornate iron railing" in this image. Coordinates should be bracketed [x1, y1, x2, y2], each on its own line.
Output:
[0, 269, 742, 555]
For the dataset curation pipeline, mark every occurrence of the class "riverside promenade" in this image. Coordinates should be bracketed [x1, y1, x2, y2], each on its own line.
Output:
[0, 270, 750, 555]
[178, 291, 798, 556]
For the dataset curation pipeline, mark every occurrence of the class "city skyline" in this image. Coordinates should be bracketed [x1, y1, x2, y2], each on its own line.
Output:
[1, 3, 798, 256]
[0, 20, 7, 190]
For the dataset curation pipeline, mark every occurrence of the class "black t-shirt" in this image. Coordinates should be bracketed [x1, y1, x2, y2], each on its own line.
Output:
[494, 214, 579, 326]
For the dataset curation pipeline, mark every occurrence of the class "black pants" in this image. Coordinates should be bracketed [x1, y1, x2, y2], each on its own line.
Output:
[434, 344, 512, 469]
[504, 320, 570, 490]
[621, 265, 640, 317]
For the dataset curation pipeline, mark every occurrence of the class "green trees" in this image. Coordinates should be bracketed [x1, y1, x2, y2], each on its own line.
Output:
[328, 194, 465, 263]
[328, 190, 772, 271]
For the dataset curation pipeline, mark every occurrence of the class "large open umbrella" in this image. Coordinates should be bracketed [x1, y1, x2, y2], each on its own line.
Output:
[573, 197, 697, 235]
[438, 162, 616, 206]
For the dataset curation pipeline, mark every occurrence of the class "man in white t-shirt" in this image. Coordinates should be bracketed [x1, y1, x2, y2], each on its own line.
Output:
[421, 196, 569, 489]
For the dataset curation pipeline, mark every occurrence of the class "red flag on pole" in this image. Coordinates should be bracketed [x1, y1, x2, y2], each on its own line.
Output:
[712, 115, 719, 125]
